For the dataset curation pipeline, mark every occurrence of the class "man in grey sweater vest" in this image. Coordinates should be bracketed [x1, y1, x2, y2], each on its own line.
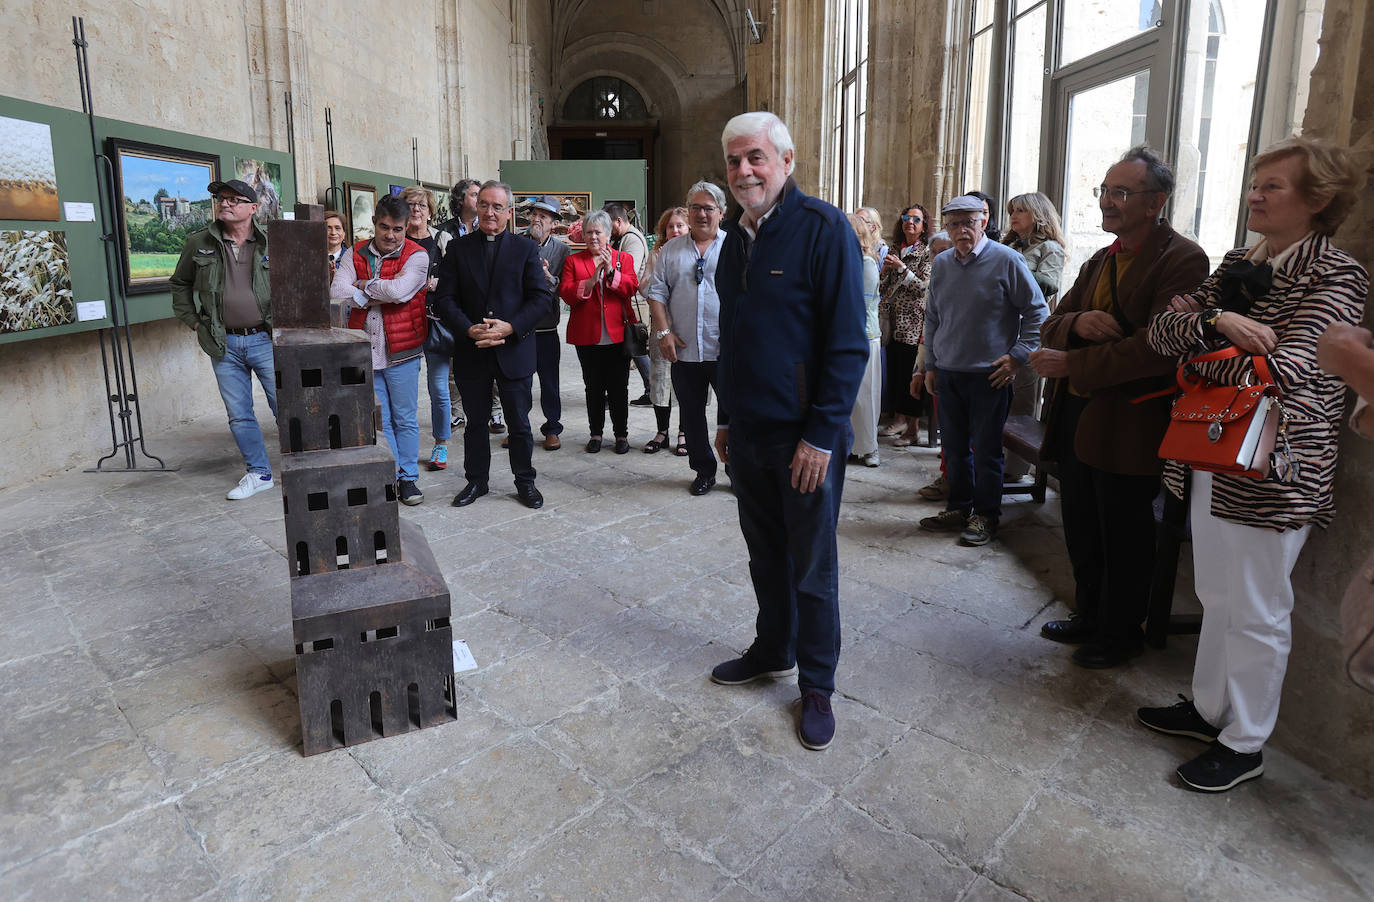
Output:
[920, 195, 1048, 546]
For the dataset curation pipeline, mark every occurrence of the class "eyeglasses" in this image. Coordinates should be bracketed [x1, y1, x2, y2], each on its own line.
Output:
[900, 214, 922, 223]
[689, 204, 718, 214]
[1092, 186, 1155, 203]
[477, 201, 507, 213]
[406, 201, 428, 210]
[214, 196, 250, 207]
[694, 256, 706, 284]
[944, 217, 981, 231]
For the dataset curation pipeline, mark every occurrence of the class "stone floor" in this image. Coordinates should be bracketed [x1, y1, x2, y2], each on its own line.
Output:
[3, 349, 1373, 901]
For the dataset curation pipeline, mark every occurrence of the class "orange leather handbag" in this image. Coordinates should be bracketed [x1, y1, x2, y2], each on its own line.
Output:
[1155, 347, 1285, 480]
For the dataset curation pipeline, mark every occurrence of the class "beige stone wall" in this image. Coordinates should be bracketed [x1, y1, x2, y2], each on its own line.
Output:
[1, 0, 545, 489]
[1276, 0, 1374, 794]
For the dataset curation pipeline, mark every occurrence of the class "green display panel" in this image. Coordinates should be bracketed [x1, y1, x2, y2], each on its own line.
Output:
[0, 94, 295, 346]
[498, 159, 648, 232]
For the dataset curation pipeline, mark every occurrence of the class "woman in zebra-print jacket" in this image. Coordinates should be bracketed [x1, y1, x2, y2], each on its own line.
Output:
[1135, 136, 1368, 793]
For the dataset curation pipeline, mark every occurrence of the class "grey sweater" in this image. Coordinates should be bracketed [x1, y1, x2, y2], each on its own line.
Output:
[925, 239, 1047, 372]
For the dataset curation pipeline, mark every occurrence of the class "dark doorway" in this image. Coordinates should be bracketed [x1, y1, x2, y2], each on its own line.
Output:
[548, 124, 659, 215]
[562, 138, 643, 160]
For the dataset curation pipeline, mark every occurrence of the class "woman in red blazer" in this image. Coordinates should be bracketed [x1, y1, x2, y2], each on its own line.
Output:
[560, 210, 641, 453]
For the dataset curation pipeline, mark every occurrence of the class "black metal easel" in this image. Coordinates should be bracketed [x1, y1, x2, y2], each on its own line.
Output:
[285, 91, 297, 195]
[73, 16, 177, 473]
[323, 108, 340, 211]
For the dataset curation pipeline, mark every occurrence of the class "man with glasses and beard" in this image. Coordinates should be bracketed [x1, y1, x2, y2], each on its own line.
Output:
[644, 181, 730, 495]
[170, 178, 276, 501]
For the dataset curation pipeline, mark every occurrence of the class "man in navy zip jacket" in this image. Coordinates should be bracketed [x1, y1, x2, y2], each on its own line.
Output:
[709, 111, 868, 751]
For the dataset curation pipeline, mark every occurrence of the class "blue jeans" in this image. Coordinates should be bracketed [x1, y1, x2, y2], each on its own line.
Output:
[729, 420, 849, 694]
[375, 355, 422, 481]
[211, 331, 278, 476]
[936, 368, 1012, 522]
[425, 350, 452, 442]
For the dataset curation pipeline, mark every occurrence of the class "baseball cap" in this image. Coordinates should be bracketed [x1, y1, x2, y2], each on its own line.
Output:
[529, 195, 562, 218]
[207, 179, 258, 203]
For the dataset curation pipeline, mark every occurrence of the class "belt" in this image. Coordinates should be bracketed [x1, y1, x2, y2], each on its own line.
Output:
[225, 324, 268, 335]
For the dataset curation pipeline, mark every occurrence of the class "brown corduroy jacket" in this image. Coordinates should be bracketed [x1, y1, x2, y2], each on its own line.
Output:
[1039, 221, 1209, 476]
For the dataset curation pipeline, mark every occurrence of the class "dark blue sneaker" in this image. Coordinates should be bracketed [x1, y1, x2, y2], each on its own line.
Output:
[1137, 695, 1221, 743]
[710, 652, 797, 686]
[798, 690, 835, 750]
[1177, 743, 1263, 792]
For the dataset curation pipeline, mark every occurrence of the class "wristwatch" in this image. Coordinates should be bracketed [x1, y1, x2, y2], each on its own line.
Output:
[1200, 306, 1224, 339]
[655, 328, 672, 340]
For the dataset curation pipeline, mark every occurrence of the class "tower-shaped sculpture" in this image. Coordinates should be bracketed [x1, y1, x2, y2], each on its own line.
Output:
[270, 206, 456, 755]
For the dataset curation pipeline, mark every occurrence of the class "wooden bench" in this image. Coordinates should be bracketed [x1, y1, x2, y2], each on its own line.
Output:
[1001, 414, 1050, 503]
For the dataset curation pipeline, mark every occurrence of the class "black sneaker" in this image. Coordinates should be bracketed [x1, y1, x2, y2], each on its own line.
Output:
[1137, 695, 1221, 742]
[919, 509, 968, 532]
[1177, 743, 1263, 792]
[798, 690, 835, 751]
[398, 480, 424, 506]
[629, 393, 653, 407]
[710, 653, 797, 685]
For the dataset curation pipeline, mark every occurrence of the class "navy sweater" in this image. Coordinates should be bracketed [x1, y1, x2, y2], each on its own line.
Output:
[716, 181, 868, 450]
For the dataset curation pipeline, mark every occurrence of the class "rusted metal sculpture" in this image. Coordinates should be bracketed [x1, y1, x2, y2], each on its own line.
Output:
[271, 204, 456, 755]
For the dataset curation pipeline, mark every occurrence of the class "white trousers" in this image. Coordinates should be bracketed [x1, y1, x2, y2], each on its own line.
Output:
[1189, 471, 1312, 753]
[849, 338, 882, 456]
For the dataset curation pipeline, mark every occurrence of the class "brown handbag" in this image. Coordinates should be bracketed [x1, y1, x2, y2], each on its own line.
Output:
[1153, 347, 1286, 480]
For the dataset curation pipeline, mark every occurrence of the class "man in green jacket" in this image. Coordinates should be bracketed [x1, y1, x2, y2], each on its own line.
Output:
[169, 178, 277, 500]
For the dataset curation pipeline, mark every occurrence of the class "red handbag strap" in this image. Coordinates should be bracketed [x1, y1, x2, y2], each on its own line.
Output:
[1131, 346, 1275, 404]
[1176, 346, 1275, 392]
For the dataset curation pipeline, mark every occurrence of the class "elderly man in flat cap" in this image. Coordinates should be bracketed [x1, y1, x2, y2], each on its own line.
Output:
[919, 194, 1048, 546]
[527, 195, 571, 449]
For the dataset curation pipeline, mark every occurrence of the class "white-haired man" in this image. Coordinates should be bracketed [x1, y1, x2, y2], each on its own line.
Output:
[709, 112, 869, 751]
[644, 180, 729, 495]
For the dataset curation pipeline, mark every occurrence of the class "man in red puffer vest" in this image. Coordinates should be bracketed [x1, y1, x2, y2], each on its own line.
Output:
[330, 193, 430, 505]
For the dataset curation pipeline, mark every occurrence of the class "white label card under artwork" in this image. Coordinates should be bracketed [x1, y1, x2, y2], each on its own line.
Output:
[76, 300, 108, 322]
[452, 639, 478, 673]
[64, 202, 96, 222]
[282, 212, 295, 221]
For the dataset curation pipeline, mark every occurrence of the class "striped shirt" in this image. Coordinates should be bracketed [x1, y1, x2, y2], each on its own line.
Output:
[1147, 232, 1369, 530]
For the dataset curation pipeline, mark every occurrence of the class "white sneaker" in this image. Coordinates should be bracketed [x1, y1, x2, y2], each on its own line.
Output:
[227, 472, 275, 500]
[862, 452, 880, 467]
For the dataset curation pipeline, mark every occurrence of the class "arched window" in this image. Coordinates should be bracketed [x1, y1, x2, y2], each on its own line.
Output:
[563, 78, 650, 121]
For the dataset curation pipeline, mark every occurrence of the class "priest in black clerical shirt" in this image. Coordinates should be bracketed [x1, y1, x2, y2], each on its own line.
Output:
[431, 181, 550, 509]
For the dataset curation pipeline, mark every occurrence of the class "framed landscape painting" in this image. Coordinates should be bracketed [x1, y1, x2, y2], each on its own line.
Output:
[345, 182, 376, 244]
[108, 138, 219, 295]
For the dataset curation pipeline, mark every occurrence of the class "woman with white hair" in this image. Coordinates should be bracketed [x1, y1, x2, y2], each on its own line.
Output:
[559, 210, 641, 454]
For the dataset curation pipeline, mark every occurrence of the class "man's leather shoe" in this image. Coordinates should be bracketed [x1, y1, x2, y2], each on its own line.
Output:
[1072, 640, 1144, 669]
[689, 474, 716, 496]
[501, 436, 509, 449]
[451, 482, 488, 507]
[1040, 615, 1096, 644]
[516, 484, 544, 509]
[544, 434, 561, 450]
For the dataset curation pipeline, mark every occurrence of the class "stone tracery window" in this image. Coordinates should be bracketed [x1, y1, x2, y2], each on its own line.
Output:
[563, 77, 650, 121]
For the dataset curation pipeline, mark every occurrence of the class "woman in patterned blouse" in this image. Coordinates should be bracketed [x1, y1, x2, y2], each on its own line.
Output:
[877, 204, 933, 446]
[1136, 137, 1368, 793]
